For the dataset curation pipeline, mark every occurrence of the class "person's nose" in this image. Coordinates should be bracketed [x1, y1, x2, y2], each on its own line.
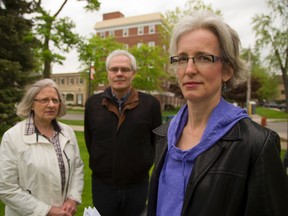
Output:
[47, 99, 56, 106]
[115, 70, 124, 76]
[185, 59, 197, 75]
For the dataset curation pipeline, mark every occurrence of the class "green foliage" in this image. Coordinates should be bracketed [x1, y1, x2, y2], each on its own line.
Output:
[129, 45, 168, 91]
[77, 35, 123, 92]
[161, 0, 221, 54]
[242, 48, 279, 101]
[31, 0, 101, 77]
[253, 66, 279, 101]
[0, 0, 39, 130]
[252, 0, 288, 112]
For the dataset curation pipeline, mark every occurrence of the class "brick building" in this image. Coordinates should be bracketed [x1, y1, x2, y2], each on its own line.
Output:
[51, 11, 185, 109]
[94, 11, 163, 48]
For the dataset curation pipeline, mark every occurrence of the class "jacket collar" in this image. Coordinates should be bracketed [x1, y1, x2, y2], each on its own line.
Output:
[102, 87, 139, 106]
[153, 119, 243, 182]
[153, 120, 243, 214]
[23, 124, 71, 149]
[153, 116, 243, 142]
[101, 87, 139, 129]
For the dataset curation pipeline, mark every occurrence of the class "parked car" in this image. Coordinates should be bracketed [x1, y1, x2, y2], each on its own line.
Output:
[263, 101, 279, 108]
[277, 103, 287, 111]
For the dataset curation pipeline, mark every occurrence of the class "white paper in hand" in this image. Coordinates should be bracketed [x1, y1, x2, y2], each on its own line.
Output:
[83, 206, 101, 216]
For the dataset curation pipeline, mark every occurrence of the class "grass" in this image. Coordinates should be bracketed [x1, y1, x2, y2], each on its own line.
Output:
[0, 106, 287, 215]
[59, 119, 84, 126]
[256, 107, 288, 119]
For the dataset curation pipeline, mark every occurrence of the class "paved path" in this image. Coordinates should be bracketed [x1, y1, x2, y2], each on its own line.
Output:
[251, 114, 287, 150]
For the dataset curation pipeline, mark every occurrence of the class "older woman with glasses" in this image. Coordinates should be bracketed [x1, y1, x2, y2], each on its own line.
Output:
[0, 79, 84, 216]
[147, 10, 288, 216]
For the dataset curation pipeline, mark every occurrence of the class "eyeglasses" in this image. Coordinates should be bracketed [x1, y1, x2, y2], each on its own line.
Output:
[34, 98, 61, 104]
[170, 55, 222, 69]
[108, 67, 132, 73]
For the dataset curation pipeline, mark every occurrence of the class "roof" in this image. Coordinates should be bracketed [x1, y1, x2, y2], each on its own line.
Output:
[94, 12, 163, 30]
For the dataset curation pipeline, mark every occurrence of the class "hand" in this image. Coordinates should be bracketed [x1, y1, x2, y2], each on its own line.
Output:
[47, 206, 72, 216]
[62, 198, 78, 215]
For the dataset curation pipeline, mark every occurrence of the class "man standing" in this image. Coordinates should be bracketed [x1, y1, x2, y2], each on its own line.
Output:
[84, 49, 162, 216]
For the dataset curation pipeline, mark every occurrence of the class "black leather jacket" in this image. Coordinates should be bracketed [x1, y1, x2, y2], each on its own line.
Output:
[147, 118, 288, 216]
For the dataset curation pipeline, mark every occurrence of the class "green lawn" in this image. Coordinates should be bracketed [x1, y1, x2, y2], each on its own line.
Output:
[256, 107, 288, 119]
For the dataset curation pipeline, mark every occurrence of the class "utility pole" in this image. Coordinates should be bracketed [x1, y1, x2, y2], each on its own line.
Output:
[246, 47, 251, 115]
[87, 62, 91, 98]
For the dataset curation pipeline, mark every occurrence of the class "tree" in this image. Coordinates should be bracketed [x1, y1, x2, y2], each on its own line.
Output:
[77, 36, 123, 96]
[0, 0, 39, 133]
[223, 48, 279, 106]
[252, 0, 288, 112]
[129, 45, 168, 91]
[160, 0, 221, 54]
[31, 0, 100, 78]
[78, 37, 168, 93]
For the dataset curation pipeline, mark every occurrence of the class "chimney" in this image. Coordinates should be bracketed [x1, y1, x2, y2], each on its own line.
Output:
[103, 11, 124, 20]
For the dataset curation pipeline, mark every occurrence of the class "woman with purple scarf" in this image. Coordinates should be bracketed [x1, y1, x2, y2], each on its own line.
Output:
[147, 11, 288, 216]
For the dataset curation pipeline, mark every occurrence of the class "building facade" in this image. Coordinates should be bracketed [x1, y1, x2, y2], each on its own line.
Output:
[51, 73, 88, 106]
[94, 11, 163, 48]
[52, 11, 174, 108]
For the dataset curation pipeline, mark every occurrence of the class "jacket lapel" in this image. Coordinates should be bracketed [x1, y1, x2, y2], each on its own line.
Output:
[181, 123, 242, 213]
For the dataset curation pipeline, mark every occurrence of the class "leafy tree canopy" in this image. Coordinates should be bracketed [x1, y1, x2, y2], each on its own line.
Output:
[252, 0, 288, 111]
[30, 0, 101, 77]
[0, 0, 39, 133]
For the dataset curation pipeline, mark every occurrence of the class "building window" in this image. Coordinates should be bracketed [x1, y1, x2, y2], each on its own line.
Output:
[123, 28, 128, 37]
[77, 94, 83, 105]
[60, 78, 65, 85]
[100, 32, 105, 38]
[70, 78, 74, 85]
[138, 26, 144, 35]
[109, 30, 115, 36]
[149, 25, 155, 34]
[124, 44, 129, 49]
[79, 78, 83, 84]
[66, 93, 74, 103]
[148, 41, 155, 47]
[137, 43, 143, 48]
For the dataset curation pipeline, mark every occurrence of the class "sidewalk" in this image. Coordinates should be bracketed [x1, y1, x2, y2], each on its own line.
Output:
[251, 114, 287, 150]
[70, 125, 84, 132]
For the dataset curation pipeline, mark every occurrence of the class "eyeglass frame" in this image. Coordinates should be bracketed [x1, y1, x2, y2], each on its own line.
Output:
[170, 54, 222, 69]
[34, 98, 61, 104]
[108, 67, 133, 73]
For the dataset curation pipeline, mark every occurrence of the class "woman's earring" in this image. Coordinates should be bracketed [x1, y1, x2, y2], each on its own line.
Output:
[223, 82, 227, 93]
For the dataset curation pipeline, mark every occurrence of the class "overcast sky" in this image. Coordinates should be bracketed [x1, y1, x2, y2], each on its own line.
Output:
[43, 0, 268, 73]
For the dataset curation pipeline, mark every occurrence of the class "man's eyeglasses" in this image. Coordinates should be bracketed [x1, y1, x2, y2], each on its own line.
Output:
[34, 98, 61, 104]
[170, 55, 222, 69]
[108, 67, 132, 73]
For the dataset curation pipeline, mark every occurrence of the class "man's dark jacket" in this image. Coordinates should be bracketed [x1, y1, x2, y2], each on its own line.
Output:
[147, 118, 288, 216]
[84, 87, 162, 186]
